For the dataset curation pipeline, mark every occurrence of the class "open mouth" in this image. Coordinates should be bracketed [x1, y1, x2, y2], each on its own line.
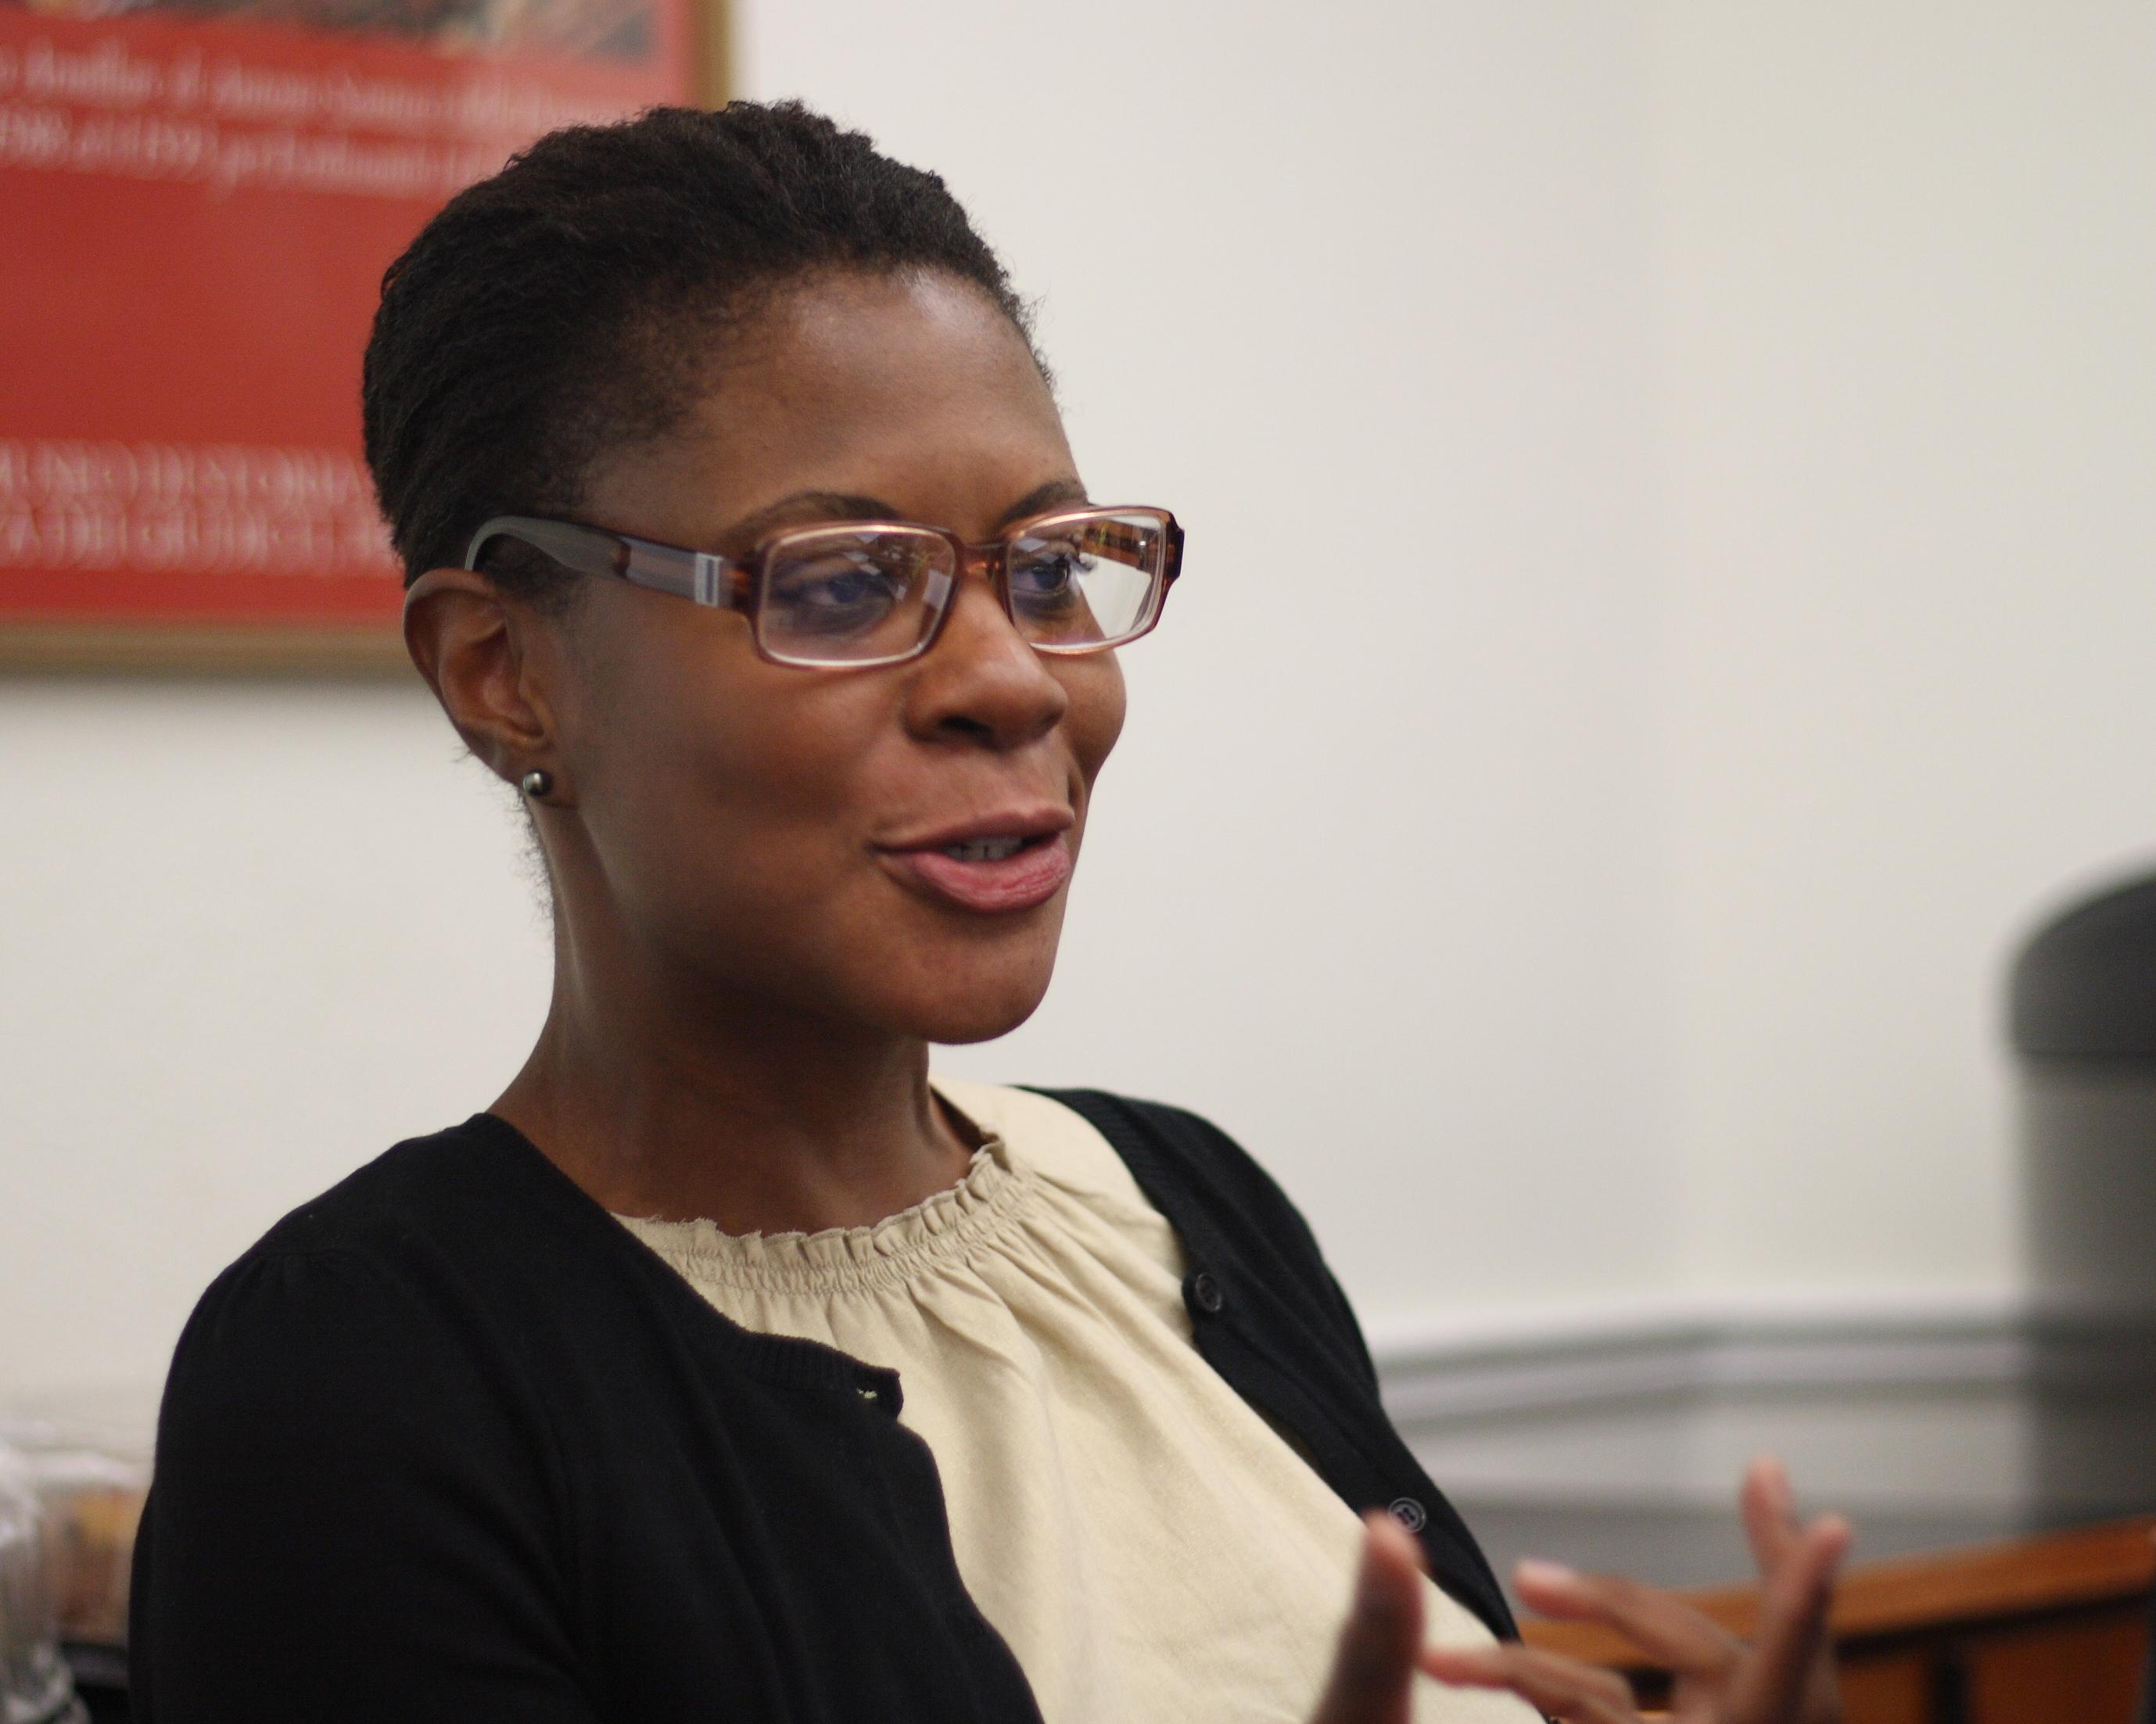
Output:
[877, 829, 1073, 915]
[935, 834, 1044, 864]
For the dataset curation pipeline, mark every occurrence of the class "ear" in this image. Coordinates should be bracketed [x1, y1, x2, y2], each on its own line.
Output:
[403, 567, 563, 790]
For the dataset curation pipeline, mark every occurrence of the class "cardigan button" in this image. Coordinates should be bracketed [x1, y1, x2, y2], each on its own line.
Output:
[1189, 1271, 1225, 1315]
[1388, 1496, 1428, 1533]
[855, 1376, 897, 1414]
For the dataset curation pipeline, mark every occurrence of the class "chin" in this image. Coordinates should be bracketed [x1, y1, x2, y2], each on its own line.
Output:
[924, 1009, 1043, 1046]
[872, 949, 1056, 1045]
[908, 981, 1053, 1046]
[848, 901, 1068, 1044]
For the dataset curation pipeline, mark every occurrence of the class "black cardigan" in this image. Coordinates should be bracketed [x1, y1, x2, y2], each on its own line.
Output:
[129, 1088, 1512, 1722]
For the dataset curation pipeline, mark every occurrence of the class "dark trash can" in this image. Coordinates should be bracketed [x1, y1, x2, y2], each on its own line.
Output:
[2011, 869, 2156, 1317]
[2007, 869, 2156, 1521]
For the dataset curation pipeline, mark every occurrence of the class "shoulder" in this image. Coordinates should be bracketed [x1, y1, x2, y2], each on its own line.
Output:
[241, 1111, 561, 1265]
[159, 1249, 461, 1463]
[157, 1116, 579, 1467]
[135, 1124, 594, 1719]
[143, 1235, 562, 1637]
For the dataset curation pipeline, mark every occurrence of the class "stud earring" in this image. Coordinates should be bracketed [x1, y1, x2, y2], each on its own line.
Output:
[519, 769, 554, 800]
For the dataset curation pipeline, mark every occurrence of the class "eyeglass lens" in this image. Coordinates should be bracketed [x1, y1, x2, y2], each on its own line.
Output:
[755, 511, 1166, 665]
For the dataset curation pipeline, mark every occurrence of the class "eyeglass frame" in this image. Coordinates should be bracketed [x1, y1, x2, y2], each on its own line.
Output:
[461, 504, 1185, 670]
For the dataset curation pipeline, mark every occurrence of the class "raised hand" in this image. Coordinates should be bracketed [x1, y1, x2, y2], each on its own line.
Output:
[1309, 1457, 1851, 1724]
[1420, 1457, 1850, 1724]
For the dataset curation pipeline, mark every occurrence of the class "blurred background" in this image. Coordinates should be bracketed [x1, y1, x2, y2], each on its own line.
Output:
[4, 1, 2155, 1716]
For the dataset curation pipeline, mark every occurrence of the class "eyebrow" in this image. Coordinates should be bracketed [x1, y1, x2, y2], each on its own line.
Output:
[716, 477, 1090, 548]
[991, 477, 1090, 529]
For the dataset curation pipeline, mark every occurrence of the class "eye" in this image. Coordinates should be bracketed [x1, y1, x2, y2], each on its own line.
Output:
[767, 552, 909, 631]
[1009, 542, 1092, 611]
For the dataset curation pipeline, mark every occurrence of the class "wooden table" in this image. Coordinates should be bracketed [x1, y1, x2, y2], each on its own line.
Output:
[1520, 1515, 2155, 1724]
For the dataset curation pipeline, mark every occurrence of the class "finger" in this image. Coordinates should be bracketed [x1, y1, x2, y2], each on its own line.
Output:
[1310, 1512, 1430, 1724]
[1419, 1643, 1639, 1723]
[1738, 1455, 1799, 1575]
[1512, 1559, 1741, 1678]
[1725, 1514, 1850, 1724]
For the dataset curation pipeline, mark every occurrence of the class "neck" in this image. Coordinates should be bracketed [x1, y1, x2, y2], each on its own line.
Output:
[492, 916, 974, 1234]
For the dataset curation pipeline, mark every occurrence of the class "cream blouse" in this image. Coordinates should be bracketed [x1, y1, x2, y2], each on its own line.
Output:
[612, 1078, 1533, 1724]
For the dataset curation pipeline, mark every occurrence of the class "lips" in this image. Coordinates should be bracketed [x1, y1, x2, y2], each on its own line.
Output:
[874, 809, 1075, 915]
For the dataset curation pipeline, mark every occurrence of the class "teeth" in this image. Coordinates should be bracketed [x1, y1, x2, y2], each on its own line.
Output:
[942, 836, 1027, 863]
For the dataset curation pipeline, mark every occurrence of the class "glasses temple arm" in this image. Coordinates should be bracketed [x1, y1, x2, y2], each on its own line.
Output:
[619, 536, 742, 609]
[465, 516, 743, 610]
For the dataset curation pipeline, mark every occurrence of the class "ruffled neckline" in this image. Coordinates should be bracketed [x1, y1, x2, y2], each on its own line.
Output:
[611, 1128, 1035, 1296]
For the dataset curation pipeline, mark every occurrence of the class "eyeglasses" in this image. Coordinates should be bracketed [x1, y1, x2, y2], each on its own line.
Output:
[463, 504, 1184, 669]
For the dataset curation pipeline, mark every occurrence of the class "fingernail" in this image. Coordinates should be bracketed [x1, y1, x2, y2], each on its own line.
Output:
[1514, 1558, 1580, 1590]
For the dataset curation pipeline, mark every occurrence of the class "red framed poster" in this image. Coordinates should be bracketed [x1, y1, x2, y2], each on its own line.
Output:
[0, 0, 711, 671]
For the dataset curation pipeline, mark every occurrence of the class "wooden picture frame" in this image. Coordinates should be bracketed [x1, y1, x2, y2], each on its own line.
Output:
[0, 0, 725, 676]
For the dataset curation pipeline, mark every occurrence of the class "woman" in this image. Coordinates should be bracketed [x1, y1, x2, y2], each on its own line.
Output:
[128, 102, 1849, 1723]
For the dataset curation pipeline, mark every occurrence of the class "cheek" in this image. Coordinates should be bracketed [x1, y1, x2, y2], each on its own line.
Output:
[1062, 655, 1128, 794]
[576, 628, 884, 918]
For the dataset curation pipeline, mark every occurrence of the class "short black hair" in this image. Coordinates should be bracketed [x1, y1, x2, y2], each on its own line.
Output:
[361, 101, 1040, 604]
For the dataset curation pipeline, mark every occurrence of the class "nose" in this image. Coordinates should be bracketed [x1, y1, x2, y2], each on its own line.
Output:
[902, 564, 1068, 751]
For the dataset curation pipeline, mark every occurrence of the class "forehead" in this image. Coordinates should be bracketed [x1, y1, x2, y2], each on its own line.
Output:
[584, 270, 1072, 547]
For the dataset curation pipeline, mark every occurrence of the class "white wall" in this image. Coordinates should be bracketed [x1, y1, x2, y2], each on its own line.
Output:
[3, 681, 552, 1395]
[1647, 1, 2156, 1294]
[5, 1, 2154, 1401]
